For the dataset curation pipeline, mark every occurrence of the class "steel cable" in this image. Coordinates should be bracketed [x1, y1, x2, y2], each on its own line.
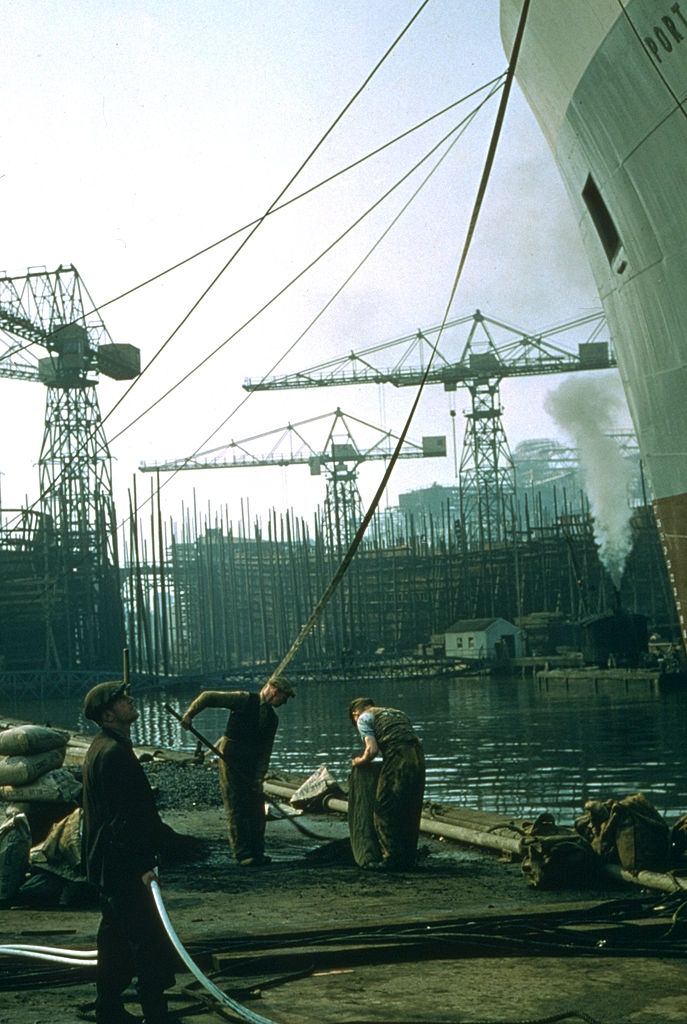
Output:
[5, 79, 504, 613]
[0, 0, 434, 544]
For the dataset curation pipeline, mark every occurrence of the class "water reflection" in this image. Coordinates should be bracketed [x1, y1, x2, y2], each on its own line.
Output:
[4, 675, 686, 822]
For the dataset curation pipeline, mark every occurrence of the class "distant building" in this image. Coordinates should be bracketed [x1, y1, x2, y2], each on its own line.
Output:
[579, 610, 648, 667]
[398, 483, 459, 521]
[444, 617, 524, 661]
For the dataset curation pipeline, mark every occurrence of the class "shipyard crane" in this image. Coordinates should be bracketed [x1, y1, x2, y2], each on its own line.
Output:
[0, 264, 141, 669]
[140, 407, 447, 548]
[243, 309, 616, 545]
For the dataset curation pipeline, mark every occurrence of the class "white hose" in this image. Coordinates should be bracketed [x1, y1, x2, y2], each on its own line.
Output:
[151, 879, 278, 1024]
[0, 946, 95, 967]
[2, 943, 97, 958]
[0, 884, 280, 1024]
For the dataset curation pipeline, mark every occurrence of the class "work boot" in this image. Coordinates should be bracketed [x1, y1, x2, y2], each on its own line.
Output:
[94, 993, 143, 1024]
[238, 853, 272, 866]
[94, 1008, 142, 1024]
[361, 859, 386, 871]
[139, 991, 173, 1024]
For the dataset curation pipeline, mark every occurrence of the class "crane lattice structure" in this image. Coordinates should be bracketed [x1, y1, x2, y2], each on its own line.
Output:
[0, 264, 140, 669]
[140, 407, 446, 549]
[243, 309, 615, 545]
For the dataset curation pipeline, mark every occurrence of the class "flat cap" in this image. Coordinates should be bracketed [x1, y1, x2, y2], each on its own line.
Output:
[83, 680, 129, 722]
[268, 676, 296, 698]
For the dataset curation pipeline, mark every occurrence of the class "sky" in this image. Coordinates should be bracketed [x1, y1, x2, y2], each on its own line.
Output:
[0, 0, 631, 536]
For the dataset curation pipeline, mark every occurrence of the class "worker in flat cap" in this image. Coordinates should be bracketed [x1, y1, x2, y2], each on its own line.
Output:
[348, 696, 425, 871]
[81, 681, 177, 1024]
[180, 675, 295, 866]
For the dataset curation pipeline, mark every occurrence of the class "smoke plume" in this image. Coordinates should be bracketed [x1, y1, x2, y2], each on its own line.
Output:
[544, 376, 633, 587]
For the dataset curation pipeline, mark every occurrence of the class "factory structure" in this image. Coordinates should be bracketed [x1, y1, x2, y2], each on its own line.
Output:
[0, 267, 678, 690]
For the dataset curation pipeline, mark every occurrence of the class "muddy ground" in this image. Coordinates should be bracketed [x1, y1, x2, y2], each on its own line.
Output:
[2, 760, 687, 1024]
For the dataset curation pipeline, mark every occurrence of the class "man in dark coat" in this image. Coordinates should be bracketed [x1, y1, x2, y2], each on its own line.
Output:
[180, 676, 294, 866]
[348, 696, 425, 870]
[82, 680, 177, 1024]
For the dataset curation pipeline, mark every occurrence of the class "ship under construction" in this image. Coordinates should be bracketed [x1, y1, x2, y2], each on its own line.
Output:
[0, 268, 677, 692]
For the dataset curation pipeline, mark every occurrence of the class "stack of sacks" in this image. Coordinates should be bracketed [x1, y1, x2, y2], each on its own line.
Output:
[0, 724, 81, 906]
[0, 725, 71, 788]
[0, 725, 83, 895]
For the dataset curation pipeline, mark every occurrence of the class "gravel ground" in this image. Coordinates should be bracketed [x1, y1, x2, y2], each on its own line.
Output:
[143, 759, 225, 811]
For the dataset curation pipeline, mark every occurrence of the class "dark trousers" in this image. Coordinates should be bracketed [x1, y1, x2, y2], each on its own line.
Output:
[375, 741, 425, 867]
[96, 879, 176, 1022]
[217, 738, 266, 862]
[349, 742, 425, 869]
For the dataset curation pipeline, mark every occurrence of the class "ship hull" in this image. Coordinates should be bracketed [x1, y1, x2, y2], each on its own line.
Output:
[501, 0, 687, 645]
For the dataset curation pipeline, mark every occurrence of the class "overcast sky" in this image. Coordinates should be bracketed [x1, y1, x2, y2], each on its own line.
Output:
[0, 0, 629, 533]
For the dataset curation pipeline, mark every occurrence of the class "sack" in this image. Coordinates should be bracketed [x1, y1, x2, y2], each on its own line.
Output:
[5, 801, 76, 845]
[0, 767, 82, 805]
[671, 814, 687, 860]
[521, 812, 598, 890]
[0, 747, 66, 786]
[576, 793, 670, 872]
[347, 762, 383, 868]
[0, 725, 69, 756]
[290, 764, 343, 810]
[30, 808, 83, 881]
[0, 813, 31, 906]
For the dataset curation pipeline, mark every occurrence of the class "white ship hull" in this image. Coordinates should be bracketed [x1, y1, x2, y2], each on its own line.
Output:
[501, 0, 687, 644]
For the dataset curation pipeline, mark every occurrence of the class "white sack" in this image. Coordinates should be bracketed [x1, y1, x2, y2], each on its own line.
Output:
[0, 767, 81, 805]
[0, 747, 66, 786]
[0, 725, 70, 756]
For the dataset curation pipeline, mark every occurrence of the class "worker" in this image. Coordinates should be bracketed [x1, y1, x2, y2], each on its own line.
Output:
[180, 676, 295, 866]
[81, 680, 177, 1024]
[348, 696, 425, 870]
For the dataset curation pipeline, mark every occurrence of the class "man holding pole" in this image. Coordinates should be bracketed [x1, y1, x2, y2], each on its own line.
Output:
[180, 677, 295, 866]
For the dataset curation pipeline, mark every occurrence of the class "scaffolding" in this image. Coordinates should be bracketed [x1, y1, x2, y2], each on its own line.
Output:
[120, 486, 677, 681]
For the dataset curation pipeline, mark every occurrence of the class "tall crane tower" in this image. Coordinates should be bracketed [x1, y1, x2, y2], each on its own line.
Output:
[0, 264, 140, 669]
[140, 407, 446, 548]
[243, 310, 615, 545]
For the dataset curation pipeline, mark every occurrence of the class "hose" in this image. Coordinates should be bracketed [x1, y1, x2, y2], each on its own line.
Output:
[0, 885, 281, 1024]
[150, 878, 278, 1024]
[0, 947, 95, 967]
[2, 943, 97, 958]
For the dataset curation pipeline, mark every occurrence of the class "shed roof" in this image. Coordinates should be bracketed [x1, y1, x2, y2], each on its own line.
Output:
[446, 617, 509, 633]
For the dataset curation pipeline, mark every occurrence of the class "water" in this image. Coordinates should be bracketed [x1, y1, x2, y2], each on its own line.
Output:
[5, 674, 687, 823]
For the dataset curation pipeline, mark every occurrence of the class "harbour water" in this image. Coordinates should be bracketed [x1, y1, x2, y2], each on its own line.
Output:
[4, 674, 686, 824]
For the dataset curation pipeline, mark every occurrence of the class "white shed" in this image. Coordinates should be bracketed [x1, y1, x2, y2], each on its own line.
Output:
[444, 617, 523, 661]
